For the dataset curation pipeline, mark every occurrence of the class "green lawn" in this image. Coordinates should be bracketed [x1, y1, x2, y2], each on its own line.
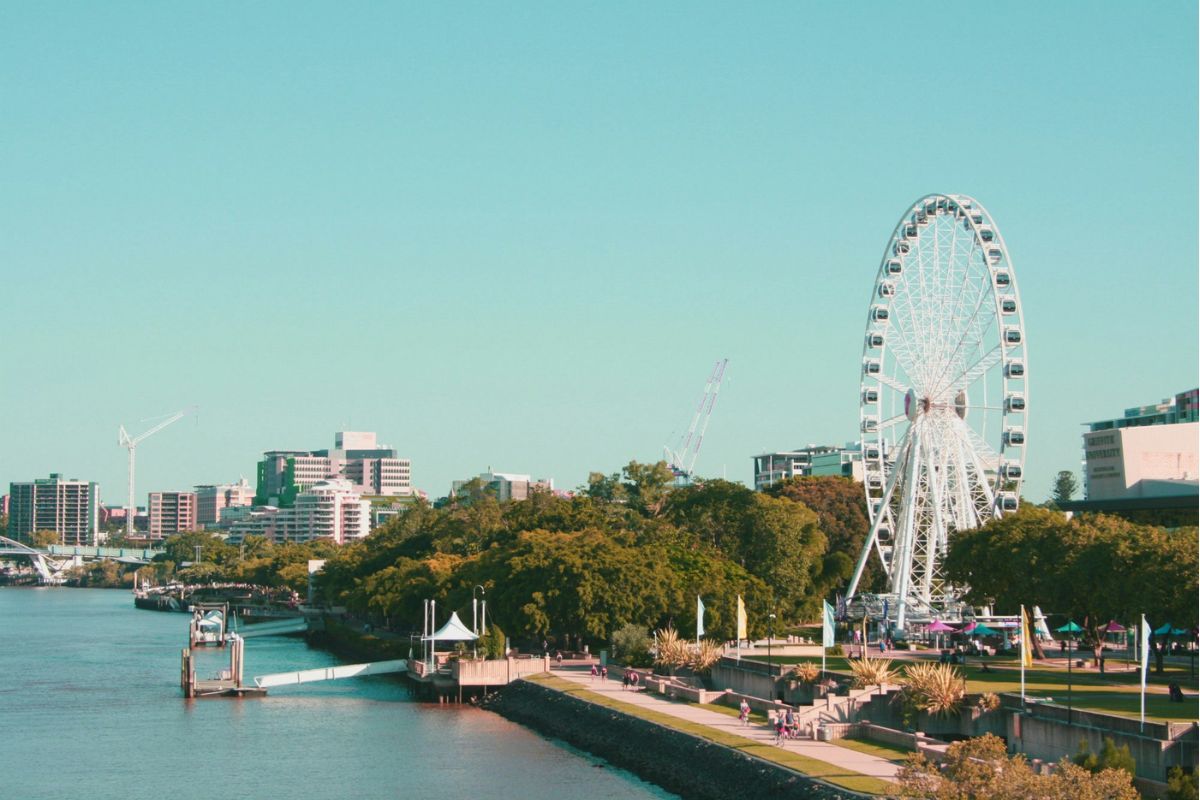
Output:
[525, 673, 893, 796]
[742, 653, 1199, 723]
[831, 737, 915, 763]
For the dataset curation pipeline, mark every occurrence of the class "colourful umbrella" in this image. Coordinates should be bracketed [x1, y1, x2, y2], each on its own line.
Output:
[971, 623, 1000, 636]
[1154, 623, 1173, 636]
[1056, 621, 1083, 634]
[927, 620, 957, 632]
[1104, 621, 1126, 633]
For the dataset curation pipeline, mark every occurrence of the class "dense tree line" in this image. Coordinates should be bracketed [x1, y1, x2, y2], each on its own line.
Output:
[314, 465, 868, 648]
[944, 506, 1199, 658]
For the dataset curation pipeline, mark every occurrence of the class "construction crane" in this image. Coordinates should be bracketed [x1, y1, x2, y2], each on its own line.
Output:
[118, 407, 195, 538]
[663, 359, 728, 483]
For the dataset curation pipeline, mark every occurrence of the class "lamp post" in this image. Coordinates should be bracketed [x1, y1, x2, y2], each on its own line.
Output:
[768, 612, 777, 694]
[472, 585, 485, 659]
[1067, 632, 1074, 726]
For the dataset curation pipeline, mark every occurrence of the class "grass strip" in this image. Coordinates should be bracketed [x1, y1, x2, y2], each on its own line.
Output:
[526, 673, 893, 796]
[831, 737, 914, 763]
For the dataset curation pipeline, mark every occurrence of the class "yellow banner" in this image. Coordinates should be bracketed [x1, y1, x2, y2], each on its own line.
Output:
[736, 595, 747, 640]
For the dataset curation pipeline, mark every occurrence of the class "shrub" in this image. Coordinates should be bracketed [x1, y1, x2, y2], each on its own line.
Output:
[790, 661, 820, 684]
[976, 691, 1001, 712]
[896, 662, 966, 726]
[690, 639, 725, 674]
[653, 627, 689, 672]
[848, 657, 895, 689]
[478, 623, 506, 660]
[1074, 736, 1136, 778]
[610, 623, 652, 664]
[1167, 766, 1199, 800]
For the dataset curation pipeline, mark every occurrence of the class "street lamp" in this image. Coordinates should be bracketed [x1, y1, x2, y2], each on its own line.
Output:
[768, 612, 777, 690]
[473, 585, 486, 659]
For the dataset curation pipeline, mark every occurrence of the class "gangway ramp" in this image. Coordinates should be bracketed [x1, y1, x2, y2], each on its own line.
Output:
[253, 659, 407, 689]
[237, 618, 309, 638]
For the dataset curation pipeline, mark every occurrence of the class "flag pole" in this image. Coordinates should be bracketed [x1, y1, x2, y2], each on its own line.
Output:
[1140, 614, 1148, 732]
[1019, 604, 1026, 710]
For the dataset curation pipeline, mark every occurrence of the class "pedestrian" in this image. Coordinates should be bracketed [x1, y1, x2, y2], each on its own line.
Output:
[630, 671, 639, 689]
[773, 713, 786, 745]
[784, 707, 796, 739]
[1099, 654, 1106, 674]
[590, 664, 598, 681]
[878, 638, 886, 654]
[739, 698, 751, 727]
[555, 650, 563, 665]
[622, 670, 630, 690]
[600, 665, 607, 681]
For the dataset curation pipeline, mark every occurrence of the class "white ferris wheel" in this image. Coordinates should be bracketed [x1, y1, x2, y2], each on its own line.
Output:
[845, 193, 1028, 631]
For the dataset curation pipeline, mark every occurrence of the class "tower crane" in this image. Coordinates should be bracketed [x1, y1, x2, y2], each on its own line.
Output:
[663, 359, 728, 483]
[118, 407, 195, 538]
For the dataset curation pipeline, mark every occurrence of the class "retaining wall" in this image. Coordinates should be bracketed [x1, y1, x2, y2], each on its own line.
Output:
[482, 679, 868, 800]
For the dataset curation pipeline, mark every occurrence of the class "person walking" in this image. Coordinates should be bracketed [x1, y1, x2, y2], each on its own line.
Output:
[590, 663, 598, 681]
[738, 698, 751, 727]
[622, 670, 630, 690]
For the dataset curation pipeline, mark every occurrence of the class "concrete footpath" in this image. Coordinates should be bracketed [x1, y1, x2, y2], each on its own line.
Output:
[550, 664, 902, 784]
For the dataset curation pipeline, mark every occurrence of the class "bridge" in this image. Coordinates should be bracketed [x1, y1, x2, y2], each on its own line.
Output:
[253, 659, 408, 689]
[1, 537, 162, 584]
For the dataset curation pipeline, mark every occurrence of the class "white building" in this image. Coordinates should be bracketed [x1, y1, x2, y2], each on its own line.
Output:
[752, 444, 864, 491]
[227, 480, 369, 545]
[451, 471, 554, 502]
[255, 432, 413, 506]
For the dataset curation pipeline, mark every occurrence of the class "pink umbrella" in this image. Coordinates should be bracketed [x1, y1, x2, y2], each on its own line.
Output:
[1104, 620, 1126, 633]
[928, 620, 958, 632]
[961, 622, 977, 633]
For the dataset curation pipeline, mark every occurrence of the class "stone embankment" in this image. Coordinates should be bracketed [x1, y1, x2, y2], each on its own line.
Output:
[481, 679, 864, 800]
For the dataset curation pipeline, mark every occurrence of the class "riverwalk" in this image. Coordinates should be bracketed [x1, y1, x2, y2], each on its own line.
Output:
[548, 663, 902, 786]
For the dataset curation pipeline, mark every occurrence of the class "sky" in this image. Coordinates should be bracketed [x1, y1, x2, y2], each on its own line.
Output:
[2, 2, 1196, 506]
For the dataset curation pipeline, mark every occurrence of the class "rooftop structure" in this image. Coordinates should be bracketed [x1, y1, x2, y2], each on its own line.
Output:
[1087, 388, 1199, 432]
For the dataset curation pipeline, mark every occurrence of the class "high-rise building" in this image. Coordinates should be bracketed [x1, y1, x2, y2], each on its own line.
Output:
[194, 479, 254, 526]
[752, 443, 864, 491]
[7, 473, 100, 546]
[148, 491, 197, 539]
[227, 480, 370, 545]
[255, 432, 412, 506]
[451, 471, 555, 502]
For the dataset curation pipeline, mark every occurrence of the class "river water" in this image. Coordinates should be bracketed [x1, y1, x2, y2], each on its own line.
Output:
[0, 588, 675, 800]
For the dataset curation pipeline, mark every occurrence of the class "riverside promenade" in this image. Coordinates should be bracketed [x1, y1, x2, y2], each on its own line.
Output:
[548, 663, 902, 786]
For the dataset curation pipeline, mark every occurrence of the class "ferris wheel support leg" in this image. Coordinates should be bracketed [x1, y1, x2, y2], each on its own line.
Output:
[892, 432, 924, 632]
[846, 439, 908, 602]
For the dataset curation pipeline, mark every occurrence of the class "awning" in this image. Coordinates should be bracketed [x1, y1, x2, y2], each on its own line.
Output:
[422, 611, 478, 642]
[927, 620, 957, 633]
[1056, 621, 1083, 634]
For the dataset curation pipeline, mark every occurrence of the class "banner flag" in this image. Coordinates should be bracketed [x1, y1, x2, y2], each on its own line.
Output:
[736, 595, 747, 641]
[696, 595, 705, 639]
[822, 600, 836, 649]
[1140, 614, 1151, 730]
[1021, 606, 1034, 669]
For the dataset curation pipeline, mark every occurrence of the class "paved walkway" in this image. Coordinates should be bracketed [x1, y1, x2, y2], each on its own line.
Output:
[549, 664, 902, 784]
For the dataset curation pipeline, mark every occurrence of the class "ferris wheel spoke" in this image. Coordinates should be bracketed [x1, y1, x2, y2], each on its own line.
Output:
[876, 373, 908, 395]
[932, 346, 1003, 397]
[878, 412, 908, 431]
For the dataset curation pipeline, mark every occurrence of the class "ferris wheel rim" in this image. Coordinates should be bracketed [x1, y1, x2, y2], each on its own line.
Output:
[855, 193, 1029, 615]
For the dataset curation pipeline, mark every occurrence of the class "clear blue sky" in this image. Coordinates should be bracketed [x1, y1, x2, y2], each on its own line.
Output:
[2, 2, 1196, 505]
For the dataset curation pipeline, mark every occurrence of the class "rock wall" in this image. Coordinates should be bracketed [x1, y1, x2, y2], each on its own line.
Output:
[481, 679, 866, 800]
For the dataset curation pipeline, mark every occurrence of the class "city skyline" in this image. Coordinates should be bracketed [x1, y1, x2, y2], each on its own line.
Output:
[3, 3, 1196, 504]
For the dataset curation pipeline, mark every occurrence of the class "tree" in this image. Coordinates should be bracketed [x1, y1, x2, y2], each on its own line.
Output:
[1074, 737, 1136, 777]
[765, 476, 882, 595]
[30, 529, 61, 548]
[943, 508, 1198, 663]
[1053, 471, 1079, 505]
[621, 461, 675, 517]
[896, 733, 1140, 800]
[610, 623, 653, 666]
[1167, 766, 1199, 800]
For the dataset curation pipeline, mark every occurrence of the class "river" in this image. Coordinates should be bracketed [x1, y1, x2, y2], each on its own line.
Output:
[0, 588, 676, 800]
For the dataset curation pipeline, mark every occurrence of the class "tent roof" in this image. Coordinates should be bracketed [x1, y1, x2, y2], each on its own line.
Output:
[423, 611, 478, 642]
[970, 623, 1000, 636]
[927, 620, 957, 632]
[1056, 621, 1083, 633]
